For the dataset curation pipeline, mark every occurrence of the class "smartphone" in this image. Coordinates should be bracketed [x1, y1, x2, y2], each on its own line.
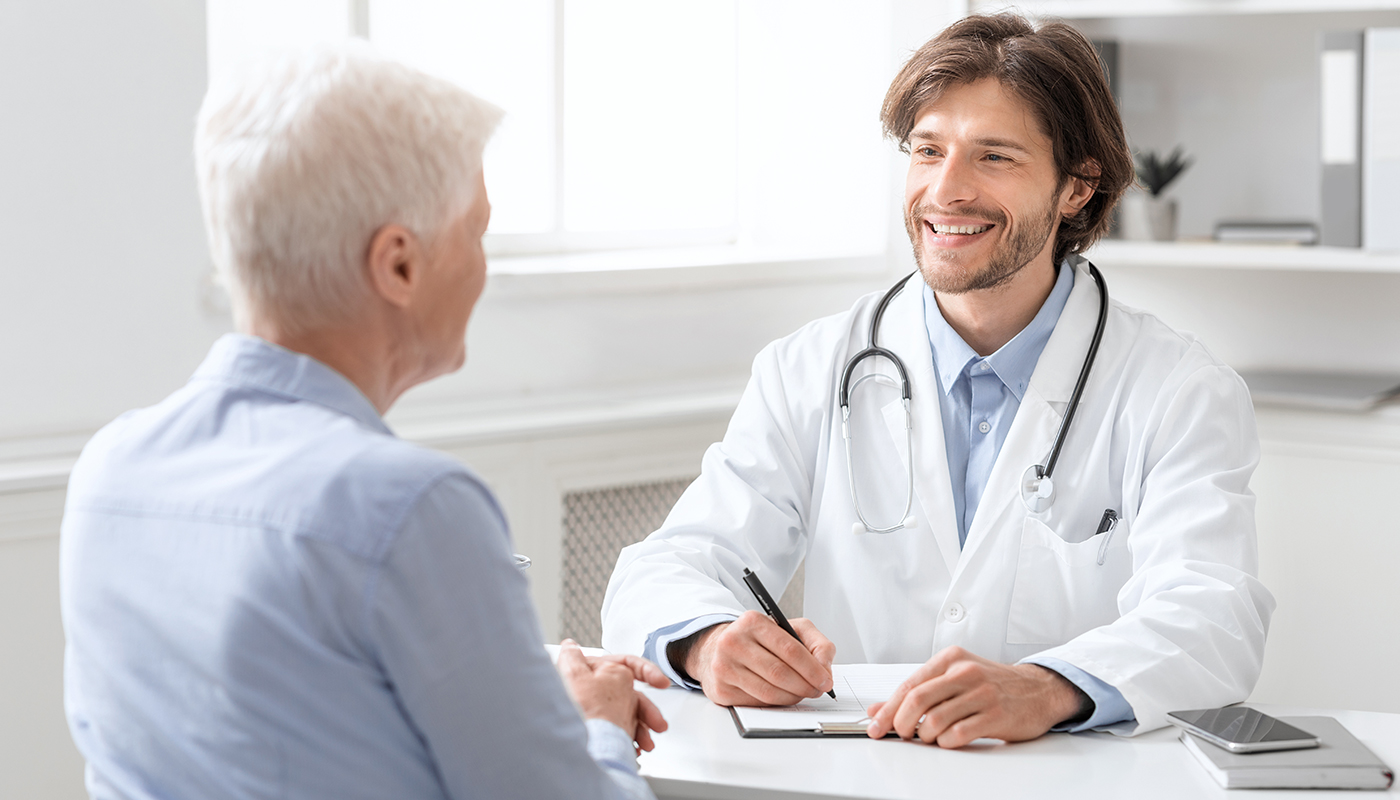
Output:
[1167, 707, 1320, 753]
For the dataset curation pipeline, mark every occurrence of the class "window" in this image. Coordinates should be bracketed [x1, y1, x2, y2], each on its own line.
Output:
[206, 0, 891, 266]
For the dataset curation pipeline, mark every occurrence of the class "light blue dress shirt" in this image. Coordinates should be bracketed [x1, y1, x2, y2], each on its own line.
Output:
[647, 263, 1132, 732]
[924, 260, 1075, 550]
[61, 334, 653, 800]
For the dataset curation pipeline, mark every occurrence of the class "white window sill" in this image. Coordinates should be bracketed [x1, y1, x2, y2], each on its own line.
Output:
[485, 244, 891, 298]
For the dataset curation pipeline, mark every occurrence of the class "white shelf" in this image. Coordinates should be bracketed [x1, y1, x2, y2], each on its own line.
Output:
[973, 0, 1400, 18]
[1084, 240, 1400, 272]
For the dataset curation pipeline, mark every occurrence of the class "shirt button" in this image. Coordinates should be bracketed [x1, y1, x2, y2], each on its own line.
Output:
[945, 603, 966, 622]
[978, 421, 991, 434]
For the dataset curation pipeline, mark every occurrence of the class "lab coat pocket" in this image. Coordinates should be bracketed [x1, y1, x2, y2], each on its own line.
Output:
[1006, 516, 1131, 645]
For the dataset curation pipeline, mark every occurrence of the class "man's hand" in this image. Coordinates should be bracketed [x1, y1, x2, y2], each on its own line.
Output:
[557, 640, 670, 753]
[673, 610, 836, 707]
[863, 646, 1088, 748]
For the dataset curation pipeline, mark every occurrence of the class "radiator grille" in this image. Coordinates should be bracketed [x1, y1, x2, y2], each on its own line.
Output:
[560, 478, 805, 648]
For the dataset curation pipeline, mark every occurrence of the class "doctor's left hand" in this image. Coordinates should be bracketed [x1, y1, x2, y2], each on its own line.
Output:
[863, 647, 1087, 748]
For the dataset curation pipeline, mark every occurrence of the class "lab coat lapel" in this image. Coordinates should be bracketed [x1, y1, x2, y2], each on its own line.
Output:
[959, 260, 1103, 562]
[877, 278, 963, 577]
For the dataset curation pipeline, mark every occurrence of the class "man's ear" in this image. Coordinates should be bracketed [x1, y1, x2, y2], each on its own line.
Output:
[1059, 159, 1101, 218]
[365, 223, 420, 309]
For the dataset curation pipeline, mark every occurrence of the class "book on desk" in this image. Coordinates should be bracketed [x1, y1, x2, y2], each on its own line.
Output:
[1181, 716, 1393, 790]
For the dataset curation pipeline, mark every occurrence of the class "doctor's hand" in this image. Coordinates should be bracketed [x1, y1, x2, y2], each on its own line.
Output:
[863, 646, 1087, 748]
[672, 610, 836, 707]
[557, 640, 670, 754]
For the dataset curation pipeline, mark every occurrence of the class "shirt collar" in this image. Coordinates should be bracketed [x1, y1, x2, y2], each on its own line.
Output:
[191, 333, 392, 436]
[923, 259, 1076, 401]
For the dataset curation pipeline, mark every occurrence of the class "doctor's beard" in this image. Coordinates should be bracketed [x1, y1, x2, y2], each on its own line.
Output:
[905, 190, 1061, 295]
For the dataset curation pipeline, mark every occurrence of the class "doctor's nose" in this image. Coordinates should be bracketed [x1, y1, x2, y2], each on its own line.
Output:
[922, 155, 979, 210]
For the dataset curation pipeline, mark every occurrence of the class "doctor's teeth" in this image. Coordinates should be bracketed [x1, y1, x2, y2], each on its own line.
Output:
[932, 224, 990, 235]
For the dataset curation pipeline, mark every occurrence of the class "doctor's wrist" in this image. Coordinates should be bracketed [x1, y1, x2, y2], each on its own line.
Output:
[1030, 664, 1095, 727]
[667, 623, 728, 687]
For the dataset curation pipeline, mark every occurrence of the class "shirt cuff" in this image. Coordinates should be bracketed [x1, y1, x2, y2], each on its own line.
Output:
[584, 718, 639, 774]
[642, 614, 739, 689]
[1020, 656, 1136, 732]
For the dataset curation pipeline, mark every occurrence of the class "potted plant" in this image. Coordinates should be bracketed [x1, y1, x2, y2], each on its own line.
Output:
[1121, 147, 1191, 242]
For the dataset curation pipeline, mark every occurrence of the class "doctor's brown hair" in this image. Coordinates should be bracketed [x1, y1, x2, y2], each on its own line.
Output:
[881, 14, 1133, 265]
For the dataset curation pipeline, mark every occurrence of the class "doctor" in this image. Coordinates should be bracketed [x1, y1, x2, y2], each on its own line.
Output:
[602, 13, 1274, 748]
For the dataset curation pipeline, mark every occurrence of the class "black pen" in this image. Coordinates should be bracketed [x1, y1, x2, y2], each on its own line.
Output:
[1095, 509, 1119, 566]
[741, 567, 836, 700]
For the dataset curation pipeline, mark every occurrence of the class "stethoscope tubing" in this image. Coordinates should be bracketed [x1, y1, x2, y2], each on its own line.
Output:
[839, 272, 918, 534]
[838, 272, 916, 407]
[841, 262, 1109, 532]
[1037, 262, 1109, 483]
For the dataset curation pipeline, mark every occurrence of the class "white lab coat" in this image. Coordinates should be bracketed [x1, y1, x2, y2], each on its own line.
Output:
[601, 259, 1275, 734]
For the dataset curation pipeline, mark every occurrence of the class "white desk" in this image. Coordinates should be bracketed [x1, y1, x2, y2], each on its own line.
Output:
[637, 686, 1400, 800]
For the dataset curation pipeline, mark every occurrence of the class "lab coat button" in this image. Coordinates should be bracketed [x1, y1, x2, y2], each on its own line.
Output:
[945, 603, 966, 622]
[978, 421, 991, 434]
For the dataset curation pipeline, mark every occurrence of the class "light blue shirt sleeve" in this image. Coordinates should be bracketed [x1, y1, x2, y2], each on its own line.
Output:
[1021, 655, 1135, 731]
[370, 473, 654, 800]
[644, 614, 739, 688]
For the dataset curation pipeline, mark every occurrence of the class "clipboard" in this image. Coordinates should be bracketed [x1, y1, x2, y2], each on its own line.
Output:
[727, 663, 919, 739]
[729, 708, 899, 738]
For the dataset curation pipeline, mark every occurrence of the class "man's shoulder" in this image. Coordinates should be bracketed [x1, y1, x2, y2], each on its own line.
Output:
[68, 380, 474, 560]
[1108, 299, 1233, 370]
[1105, 299, 1249, 404]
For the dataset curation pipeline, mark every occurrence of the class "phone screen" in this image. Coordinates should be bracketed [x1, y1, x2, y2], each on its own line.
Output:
[1169, 707, 1315, 744]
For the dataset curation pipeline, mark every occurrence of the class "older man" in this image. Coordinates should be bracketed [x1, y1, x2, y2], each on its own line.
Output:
[61, 44, 664, 800]
[603, 13, 1274, 747]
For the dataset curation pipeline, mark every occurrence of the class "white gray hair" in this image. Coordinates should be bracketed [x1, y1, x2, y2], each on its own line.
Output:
[196, 41, 502, 332]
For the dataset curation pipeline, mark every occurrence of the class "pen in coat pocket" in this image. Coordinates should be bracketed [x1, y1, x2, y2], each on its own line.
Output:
[1095, 509, 1120, 566]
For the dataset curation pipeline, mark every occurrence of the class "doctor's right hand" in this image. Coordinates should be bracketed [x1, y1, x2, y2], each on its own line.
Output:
[673, 610, 836, 707]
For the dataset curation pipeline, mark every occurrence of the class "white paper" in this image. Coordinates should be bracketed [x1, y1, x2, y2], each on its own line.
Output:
[732, 663, 919, 732]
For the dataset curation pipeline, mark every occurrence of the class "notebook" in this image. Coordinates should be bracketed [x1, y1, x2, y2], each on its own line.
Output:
[1180, 716, 1394, 790]
[729, 663, 919, 738]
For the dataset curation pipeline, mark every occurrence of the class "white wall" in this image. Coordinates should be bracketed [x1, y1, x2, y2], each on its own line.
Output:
[0, 3, 212, 797]
[0, 2, 221, 445]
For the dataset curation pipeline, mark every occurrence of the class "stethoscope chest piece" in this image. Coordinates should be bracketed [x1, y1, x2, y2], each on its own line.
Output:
[1021, 463, 1056, 513]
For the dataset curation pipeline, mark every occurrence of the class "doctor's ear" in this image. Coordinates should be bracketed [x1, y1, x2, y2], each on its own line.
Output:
[1058, 159, 1100, 218]
[365, 223, 423, 309]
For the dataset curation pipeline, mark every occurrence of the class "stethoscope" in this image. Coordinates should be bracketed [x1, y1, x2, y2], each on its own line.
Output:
[839, 261, 1109, 533]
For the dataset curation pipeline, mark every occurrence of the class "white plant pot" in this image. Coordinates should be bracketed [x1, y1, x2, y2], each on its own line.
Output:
[1120, 193, 1178, 242]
